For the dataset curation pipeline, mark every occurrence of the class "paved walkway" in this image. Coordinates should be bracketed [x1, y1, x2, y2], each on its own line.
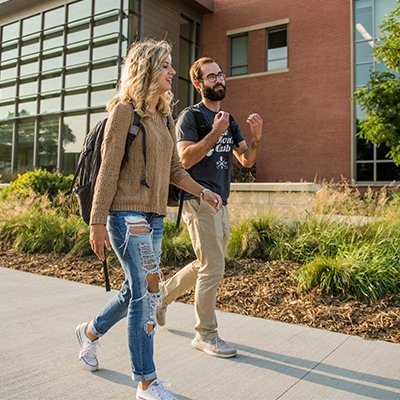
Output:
[1, 267, 399, 400]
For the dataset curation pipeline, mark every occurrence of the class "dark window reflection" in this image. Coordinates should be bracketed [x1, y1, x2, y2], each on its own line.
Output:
[377, 162, 400, 181]
[356, 136, 373, 161]
[376, 143, 391, 160]
[63, 114, 86, 175]
[0, 122, 13, 174]
[16, 119, 35, 172]
[356, 162, 373, 181]
[38, 117, 59, 171]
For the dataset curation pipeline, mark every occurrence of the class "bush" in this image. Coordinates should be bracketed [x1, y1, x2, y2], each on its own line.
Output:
[0, 169, 73, 202]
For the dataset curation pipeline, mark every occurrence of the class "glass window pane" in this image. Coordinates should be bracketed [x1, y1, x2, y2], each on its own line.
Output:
[43, 33, 64, 51]
[64, 92, 87, 110]
[19, 80, 38, 97]
[90, 111, 108, 126]
[66, 48, 89, 67]
[90, 88, 115, 107]
[268, 28, 287, 49]
[92, 42, 119, 61]
[93, 18, 119, 38]
[377, 162, 400, 181]
[2, 21, 20, 42]
[65, 70, 89, 88]
[356, 136, 373, 160]
[376, 143, 390, 159]
[355, 63, 373, 86]
[68, 0, 92, 22]
[231, 66, 248, 76]
[180, 17, 192, 40]
[16, 119, 35, 172]
[20, 60, 39, 77]
[355, 41, 373, 63]
[0, 121, 13, 174]
[268, 59, 288, 71]
[179, 39, 191, 75]
[40, 96, 61, 113]
[131, 0, 141, 13]
[268, 47, 288, 61]
[63, 114, 87, 174]
[375, 0, 398, 36]
[178, 79, 190, 114]
[41, 76, 62, 93]
[21, 40, 40, 57]
[0, 85, 16, 100]
[22, 14, 41, 37]
[1, 47, 18, 61]
[44, 7, 65, 30]
[67, 24, 90, 44]
[1, 65, 17, 81]
[18, 101, 37, 117]
[231, 35, 248, 67]
[92, 66, 118, 84]
[42, 55, 63, 72]
[95, 0, 118, 14]
[0, 104, 15, 120]
[355, 0, 373, 41]
[356, 162, 373, 181]
[38, 117, 59, 170]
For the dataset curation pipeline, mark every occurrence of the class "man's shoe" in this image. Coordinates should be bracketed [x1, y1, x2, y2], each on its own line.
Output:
[136, 379, 177, 400]
[155, 300, 168, 327]
[75, 322, 99, 371]
[191, 336, 237, 358]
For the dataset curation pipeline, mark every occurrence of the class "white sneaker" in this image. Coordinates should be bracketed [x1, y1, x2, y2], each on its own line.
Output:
[75, 322, 99, 371]
[191, 336, 237, 358]
[136, 379, 177, 400]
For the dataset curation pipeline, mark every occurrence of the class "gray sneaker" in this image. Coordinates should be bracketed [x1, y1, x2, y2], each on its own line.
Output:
[191, 336, 237, 358]
[75, 322, 99, 371]
[156, 300, 168, 327]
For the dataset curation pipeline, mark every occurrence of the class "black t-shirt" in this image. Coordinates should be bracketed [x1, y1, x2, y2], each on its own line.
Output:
[176, 102, 244, 204]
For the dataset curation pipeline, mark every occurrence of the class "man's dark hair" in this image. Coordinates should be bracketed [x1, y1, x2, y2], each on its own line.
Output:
[189, 57, 221, 85]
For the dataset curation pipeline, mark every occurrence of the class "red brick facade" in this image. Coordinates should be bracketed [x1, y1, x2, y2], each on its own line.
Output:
[201, 0, 352, 183]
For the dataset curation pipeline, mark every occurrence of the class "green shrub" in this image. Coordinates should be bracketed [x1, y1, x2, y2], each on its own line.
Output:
[161, 219, 194, 265]
[0, 169, 73, 202]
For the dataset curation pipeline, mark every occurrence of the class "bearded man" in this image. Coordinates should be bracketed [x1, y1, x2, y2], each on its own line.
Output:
[157, 57, 263, 358]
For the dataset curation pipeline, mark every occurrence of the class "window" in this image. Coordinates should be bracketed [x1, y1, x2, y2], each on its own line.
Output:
[178, 15, 200, 113]
[0, 0, 136, 175]
[230, 34, 248, 76]
[353, 0, 399, 183]
[267, 26, 287, 71]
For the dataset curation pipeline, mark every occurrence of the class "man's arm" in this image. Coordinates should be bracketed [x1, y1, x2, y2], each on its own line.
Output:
[233, 113, 263, 168]
[178, 111, 230, 169]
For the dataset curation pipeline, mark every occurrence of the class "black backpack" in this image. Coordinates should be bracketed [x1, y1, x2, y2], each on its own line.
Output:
[70, 108, 145, 225]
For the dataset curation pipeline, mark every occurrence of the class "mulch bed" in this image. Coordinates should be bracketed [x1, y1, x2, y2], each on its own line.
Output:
[1, 247, 399, 343]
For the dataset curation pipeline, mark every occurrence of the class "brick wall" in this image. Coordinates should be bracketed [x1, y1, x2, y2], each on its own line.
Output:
[201, 0, 352, 183]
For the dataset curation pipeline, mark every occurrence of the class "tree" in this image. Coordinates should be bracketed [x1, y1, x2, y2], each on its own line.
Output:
[354, 1, 400, 165]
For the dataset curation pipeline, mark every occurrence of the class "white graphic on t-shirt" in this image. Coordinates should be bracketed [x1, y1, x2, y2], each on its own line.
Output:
[216, 156, 228, 169]
[206, 148, 214, 157]
[206, 129, 233, 159]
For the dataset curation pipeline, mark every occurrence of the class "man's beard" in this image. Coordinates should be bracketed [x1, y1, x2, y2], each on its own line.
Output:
[202, 84, 226, 101]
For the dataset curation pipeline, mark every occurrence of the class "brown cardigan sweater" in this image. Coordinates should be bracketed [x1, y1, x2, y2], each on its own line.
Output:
[90, 102, 189, 225]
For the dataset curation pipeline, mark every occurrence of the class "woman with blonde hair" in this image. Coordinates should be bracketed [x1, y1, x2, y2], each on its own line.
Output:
[75, 39, 222, 400]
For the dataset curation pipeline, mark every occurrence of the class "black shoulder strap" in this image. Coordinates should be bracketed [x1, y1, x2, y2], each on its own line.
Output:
[187, 105, 211, 140]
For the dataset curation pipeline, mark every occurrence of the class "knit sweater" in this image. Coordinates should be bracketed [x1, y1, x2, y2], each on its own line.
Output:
[90, 102, 189, 225]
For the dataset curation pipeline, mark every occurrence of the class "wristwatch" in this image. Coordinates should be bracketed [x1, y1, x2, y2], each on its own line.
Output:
[200, 188, 211, 199]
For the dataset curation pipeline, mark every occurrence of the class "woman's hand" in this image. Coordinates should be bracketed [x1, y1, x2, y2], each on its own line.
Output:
[202, 188, 223, 214]
[89, 224, 111, 261]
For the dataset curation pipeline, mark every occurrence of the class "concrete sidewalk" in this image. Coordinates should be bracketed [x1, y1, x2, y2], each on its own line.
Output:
[1, 267, 399, 400]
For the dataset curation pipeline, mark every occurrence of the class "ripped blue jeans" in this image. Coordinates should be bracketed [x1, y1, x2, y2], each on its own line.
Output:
[90, 211, 164, 382]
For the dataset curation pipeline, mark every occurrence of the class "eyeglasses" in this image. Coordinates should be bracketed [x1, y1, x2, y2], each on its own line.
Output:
[198, 72, 226, 83]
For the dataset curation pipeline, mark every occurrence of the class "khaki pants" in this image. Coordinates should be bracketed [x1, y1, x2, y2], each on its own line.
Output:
[162, 198, 230, 340]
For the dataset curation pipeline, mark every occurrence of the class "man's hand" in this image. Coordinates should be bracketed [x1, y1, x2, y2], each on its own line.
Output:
[89, 224, 111, 261]
[202, 189, 223, 214]
[213, 111, 230, 136]
[246, 113, 263, 141]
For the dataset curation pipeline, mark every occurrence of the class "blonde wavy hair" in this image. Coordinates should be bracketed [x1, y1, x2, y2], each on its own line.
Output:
[107, 39, 174, 118]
